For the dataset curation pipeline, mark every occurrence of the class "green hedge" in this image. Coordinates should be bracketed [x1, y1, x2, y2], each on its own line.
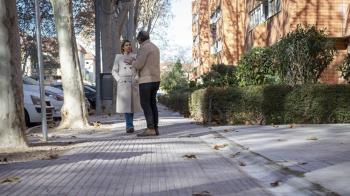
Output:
[189, 84, 350, 125]
[158, 90, 191, 117]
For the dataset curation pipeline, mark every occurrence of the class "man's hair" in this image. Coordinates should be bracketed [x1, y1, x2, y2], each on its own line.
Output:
[136, 31, 150, 42]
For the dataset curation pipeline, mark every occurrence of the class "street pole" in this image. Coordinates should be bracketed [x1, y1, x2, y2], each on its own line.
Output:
[34, 0, 48, 141]
[95, 0, 102, 115]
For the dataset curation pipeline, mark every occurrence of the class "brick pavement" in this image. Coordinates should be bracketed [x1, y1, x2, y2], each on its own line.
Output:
[1, 104, 341, 196]
[0, 138, 272, 196]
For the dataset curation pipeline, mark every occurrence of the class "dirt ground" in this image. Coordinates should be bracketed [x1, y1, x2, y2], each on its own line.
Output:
[0, 122, 116, 165]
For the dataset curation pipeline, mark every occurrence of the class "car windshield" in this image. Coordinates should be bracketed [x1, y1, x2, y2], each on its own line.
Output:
[23, 77, 39, 85]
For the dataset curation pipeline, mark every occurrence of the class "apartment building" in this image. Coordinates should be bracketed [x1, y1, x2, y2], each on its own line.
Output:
[192, 0, 350, 83]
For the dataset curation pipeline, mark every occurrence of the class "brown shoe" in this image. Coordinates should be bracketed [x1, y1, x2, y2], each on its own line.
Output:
[137, 128, 156, 137]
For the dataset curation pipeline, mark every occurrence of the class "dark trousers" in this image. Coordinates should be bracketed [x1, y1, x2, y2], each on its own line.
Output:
[139, 82, 160, 129]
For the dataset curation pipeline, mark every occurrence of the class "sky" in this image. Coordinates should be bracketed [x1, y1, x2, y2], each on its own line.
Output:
[153, 0, 193, 63]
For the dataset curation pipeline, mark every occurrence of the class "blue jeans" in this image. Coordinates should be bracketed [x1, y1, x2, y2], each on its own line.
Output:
[125, 113, 134, 129]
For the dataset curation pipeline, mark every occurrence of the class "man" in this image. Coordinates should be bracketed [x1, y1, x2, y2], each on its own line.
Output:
[126, 31, 160, 137]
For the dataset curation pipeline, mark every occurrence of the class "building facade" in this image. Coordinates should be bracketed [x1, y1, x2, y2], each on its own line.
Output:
[192, 0, 350, 83]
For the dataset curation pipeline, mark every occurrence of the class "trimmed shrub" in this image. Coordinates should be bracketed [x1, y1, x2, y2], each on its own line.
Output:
[190, 84, 350, 125]
[190, 86, 264, 124]
[262, 85, 293, 124]
[158, 90, 191, 117]
[284, 84, 350, 123]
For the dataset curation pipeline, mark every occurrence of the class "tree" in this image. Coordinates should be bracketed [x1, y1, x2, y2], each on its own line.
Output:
[161, 60, 188, 93]
[274, 25, 335, 85]
[236, 47, 279, 87]
[200, 64, 238, 87]
[337, 53, 350, 83]
[50, 0, 89, 129]
[17, 0, 56, 76]
[0, 0, 27, 148]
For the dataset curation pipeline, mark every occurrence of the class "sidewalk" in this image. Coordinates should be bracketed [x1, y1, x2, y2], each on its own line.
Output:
[0, 105, 348, 195]
[213, 124, 350, 196]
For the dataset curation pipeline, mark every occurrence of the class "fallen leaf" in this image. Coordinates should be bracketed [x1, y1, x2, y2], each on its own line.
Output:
[238, 161, 246, 166]
[270, 180, 281, 187]
[298, 162, 308, 165]
[288, 124, 296, 128]
[93, 121, 101, 128]
[51, 135, 60, 139]
[224, 129, 229, 132]
[183, 154, 197, 159]
[230, 152, 241, 158]
[307, 136, 318, 141]
[1, 176, 21, 184]
[43, 154, 59, 160]
[192, 191, 211, 196]
[213, 144, 228, 150]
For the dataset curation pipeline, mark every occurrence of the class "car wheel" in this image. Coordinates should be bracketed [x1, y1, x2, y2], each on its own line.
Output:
[24, 109, 30, 127]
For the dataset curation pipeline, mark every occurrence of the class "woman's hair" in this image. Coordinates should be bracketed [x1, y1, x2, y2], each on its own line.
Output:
[121, 39, 132, 53]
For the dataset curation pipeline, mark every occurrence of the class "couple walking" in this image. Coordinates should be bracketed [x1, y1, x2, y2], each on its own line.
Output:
[112, 31, 160, 137]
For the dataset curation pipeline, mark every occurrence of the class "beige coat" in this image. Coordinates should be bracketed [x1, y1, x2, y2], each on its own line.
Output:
[112, 53, 141, 113]
[132, 40, 160, 84]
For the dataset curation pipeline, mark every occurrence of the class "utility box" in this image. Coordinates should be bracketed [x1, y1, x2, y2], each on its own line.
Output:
[100, 73, 113, 100]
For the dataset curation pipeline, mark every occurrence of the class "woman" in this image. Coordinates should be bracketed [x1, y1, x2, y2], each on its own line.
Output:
[112, 40, 141, 133]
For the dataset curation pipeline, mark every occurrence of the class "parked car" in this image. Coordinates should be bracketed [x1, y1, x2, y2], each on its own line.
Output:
[23, 85, 54, 126]
[51, 82, 96, 109]
[23, 76, 64, 118]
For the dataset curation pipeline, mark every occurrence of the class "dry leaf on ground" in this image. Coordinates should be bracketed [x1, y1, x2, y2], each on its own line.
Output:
[192, 191, 212, 196]
[213, 144, 228, 150]
[288, 124, 296, 128]
[1, 176, 21, 184]
[230, 152, 241, 158]
[298, 162, 308, 165]
[307, 136, 318, 141]
[238, 161, 246, 166]
[92, 121, 101, 128]
[270, 180, 281, 187]
[183, 154, 197, 159]
[0, 157, 8, 162]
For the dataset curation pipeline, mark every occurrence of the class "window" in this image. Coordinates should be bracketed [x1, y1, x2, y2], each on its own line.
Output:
[268, 0, 281, 18]
[249, 0, 281, 29]
[193, 35, 199, 46]
[210, 40, 222, 55]
[192, 14, 199, 24]
[210, 7, 221, 24]
[249, 3, 266, 29]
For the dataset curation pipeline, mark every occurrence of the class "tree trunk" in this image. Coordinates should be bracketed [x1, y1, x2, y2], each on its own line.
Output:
[50, 0, 89, 129]
[0, 0, 27, 148]
[101, 0, 115, 73]
[101, 0, 129, 73]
